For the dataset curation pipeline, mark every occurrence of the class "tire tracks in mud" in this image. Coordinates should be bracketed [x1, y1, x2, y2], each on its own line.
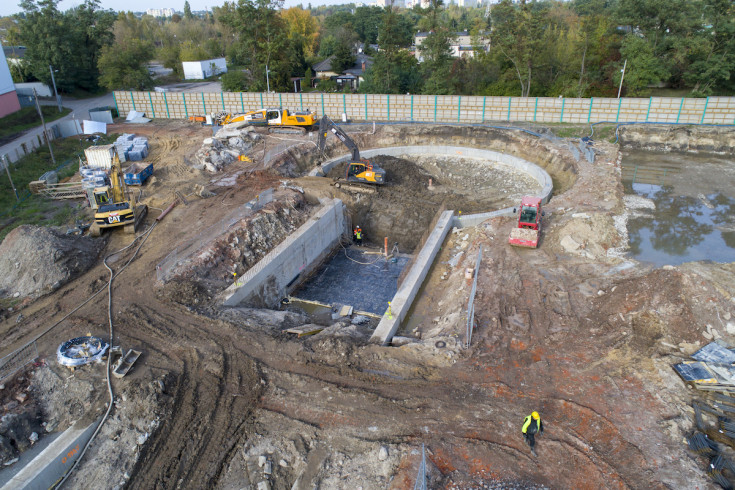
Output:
[114, 303, 262, 489]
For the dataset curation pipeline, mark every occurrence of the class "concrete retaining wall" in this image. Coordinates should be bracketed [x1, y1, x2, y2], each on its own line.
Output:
[113, 90, 735, 125]
[222, 199, 347, 308]
[2, 419, 98, 490]
[370, 210, 455, 345]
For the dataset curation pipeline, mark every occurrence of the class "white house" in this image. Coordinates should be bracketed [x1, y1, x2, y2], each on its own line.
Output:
[182, 58, 227, 80]
[414, 30, 490, 61]
[0, 44, 21, 118]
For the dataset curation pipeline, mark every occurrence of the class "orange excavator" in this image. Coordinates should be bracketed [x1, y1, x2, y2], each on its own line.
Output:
[508, 196, 544, 248]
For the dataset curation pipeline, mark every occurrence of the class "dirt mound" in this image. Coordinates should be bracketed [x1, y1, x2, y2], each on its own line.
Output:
[0, 225, 104, 299]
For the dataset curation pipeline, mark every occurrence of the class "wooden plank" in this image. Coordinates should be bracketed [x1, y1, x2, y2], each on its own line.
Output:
[285, 326, 324, 337]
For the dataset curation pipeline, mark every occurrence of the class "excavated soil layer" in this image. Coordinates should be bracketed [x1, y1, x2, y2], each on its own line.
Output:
[324, 154, 540, 251]
[2, 123, 735, 489]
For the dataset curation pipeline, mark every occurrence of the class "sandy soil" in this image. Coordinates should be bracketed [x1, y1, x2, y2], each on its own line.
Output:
[0, 121, 733, 489]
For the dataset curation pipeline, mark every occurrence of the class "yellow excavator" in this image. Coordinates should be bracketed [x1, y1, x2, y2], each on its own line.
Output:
[213, 107, 317, 132]
[317, 115, 386, 187]
[89, 154, 148, 237]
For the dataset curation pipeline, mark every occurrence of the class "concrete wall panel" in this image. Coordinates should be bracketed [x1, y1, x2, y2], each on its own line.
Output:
[112, 91, 735, 127]
[221, 199, 347, 308]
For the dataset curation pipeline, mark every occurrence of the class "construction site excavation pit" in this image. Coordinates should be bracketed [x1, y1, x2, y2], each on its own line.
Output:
[216, 144, 553, 342]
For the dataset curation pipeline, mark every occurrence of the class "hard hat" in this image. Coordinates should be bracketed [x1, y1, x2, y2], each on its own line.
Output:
[532, 411, 540, 420]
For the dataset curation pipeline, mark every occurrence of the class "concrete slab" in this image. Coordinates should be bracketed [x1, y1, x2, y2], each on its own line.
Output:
[370, 210, 455, 345]
[2, 419, 98, 490]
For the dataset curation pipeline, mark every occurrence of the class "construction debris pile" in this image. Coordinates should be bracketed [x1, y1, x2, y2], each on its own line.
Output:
[676, 342, 735, 488]
[195, 126, 261, 173]
[0, 225, 104, 300]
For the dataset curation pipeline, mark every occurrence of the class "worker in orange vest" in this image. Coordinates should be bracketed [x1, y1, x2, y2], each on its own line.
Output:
[522, 411, 544, 456]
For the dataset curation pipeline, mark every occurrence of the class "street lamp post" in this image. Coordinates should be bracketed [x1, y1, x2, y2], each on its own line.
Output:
[266, 65, 271, 93]
[49, 65, 62, 112]
[617, 59, 627, 99]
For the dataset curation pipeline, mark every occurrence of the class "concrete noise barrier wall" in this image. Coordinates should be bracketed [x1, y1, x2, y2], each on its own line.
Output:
[222, 199, 347, 308]
[113, 91, 735, 125]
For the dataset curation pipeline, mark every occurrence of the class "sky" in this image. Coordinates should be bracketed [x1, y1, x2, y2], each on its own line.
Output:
[0, 0, 350, 17]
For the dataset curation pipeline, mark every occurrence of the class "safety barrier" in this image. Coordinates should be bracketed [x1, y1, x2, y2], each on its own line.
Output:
[0, 341, 38, 382]
[465, 246, 482, 349]
[113, 91, 735, 126]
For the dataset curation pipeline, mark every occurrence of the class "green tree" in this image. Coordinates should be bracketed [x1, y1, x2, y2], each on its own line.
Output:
[489, 0, 547, 97]
[184, 0, 193, 19]
[220, 70, 248, 91]
[16, 0, 114, 92]
[330, 26, 357, 73]
[618, 35, 669, 96]
[97, 39, 154, 90]
[219, 0, 294, 92]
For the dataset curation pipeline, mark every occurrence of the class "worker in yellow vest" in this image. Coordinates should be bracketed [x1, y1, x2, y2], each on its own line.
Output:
[354, 226, 363, 246]
[522, 411, 544, 456]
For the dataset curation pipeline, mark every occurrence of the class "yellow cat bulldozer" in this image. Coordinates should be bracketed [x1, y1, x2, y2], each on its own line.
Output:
[89, 155, 148, 237]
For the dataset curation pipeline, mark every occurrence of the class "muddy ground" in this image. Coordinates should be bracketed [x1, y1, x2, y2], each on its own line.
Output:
[0, 121, 733, 489]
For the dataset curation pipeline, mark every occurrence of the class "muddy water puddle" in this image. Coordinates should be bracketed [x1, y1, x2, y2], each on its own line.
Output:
[622, 149, 735, 266]
[291, 246, 410, 315]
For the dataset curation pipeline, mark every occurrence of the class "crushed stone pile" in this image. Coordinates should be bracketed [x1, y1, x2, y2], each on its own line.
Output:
[195, 126, 262, 173]
[0, 225, 104, 299]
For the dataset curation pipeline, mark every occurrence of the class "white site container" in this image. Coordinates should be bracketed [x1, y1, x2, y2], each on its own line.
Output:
[182, 58, 227, 80]
[84, 144, 115, 169]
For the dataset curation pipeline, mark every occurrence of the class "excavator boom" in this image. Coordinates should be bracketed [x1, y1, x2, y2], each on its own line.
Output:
[317, 115, 386, 185]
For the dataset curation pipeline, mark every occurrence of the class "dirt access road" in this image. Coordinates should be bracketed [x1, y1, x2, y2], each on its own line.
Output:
[0, 120, 733, 489]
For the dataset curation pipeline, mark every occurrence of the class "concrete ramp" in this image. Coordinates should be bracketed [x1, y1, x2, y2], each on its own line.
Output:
[2, 420, 98, 490]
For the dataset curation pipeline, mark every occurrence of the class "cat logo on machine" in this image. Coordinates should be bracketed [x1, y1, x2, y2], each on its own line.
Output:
[108, 214, 121, 224]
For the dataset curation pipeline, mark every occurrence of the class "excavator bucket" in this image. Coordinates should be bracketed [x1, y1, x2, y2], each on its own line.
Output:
[508, 228, 539, 248]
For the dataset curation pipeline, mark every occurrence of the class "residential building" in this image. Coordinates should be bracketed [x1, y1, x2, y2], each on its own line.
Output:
[182, 58, 227, 80]
[313, 53, 374, 91]
[413, 30, 490, 61]
[375, 0, 405, 7]
[0, 44, 21, 118]
[146, 8, 175, 17]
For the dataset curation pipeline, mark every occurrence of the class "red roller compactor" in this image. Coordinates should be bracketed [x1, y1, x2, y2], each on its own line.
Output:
[508, 196, 544, 248]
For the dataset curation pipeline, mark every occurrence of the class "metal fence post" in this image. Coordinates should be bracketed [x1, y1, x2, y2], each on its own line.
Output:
[112, 91, 119, 117]
[279, 93, 282, 108]
[343, 93, 346, 115]
[457, 96, 461, 122]
[533, 97, 538, 122]
[645, 97, 652, 122]
[201, 92, 206, 114]
[676, 97, 684, 123]
[163, 92, 170, 118]
[481, 96, 486, 122]
[434, 95, 437, 122]
[700, 96, 709, 124]
[365, 93, 368, 120]
[587, 97, 593, 123]
[241, 92, 245, 112]
[182, 93, 188, 119]
[148, 92, 155, 118]
[507, 96, 511, 121]
[387, 94, 390, 121]
[615, 98, 622, 123]
[560, 97, 565, 123]
[321, 93, 325, 117]
[130, 90, 136, 111]
[221, 92, 225, 111]
[411, 95, 414, 121]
